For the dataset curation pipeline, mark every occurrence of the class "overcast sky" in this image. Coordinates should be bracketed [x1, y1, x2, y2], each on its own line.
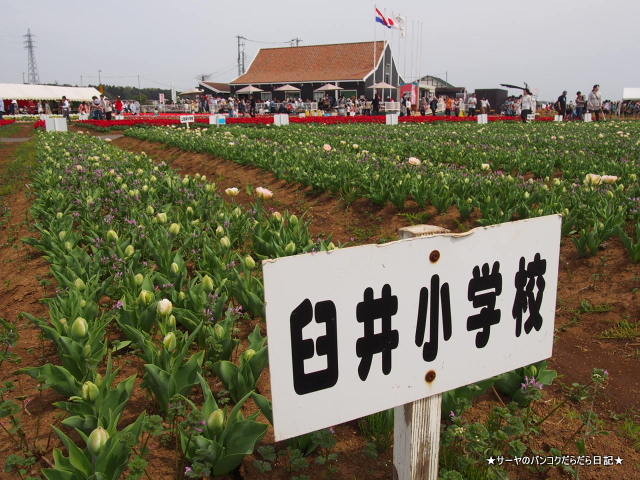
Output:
[1, 0, 638, 100]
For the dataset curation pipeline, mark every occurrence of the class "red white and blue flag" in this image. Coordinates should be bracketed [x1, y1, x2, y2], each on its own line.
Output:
[375, 8, 396, 28]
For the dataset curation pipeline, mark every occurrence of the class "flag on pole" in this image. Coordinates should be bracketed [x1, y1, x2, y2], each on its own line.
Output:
[375, 8, 392, 28]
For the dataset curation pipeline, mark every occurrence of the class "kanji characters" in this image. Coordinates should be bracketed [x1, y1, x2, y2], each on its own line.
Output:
[290, 298, 339, 395]
[467, 262, 502, 348]
[512, 253, 547, 337]
[415, 274, 452, 361]
[356, 284, 399, 380]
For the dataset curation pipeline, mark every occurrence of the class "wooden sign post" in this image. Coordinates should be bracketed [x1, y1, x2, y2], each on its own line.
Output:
[394, 225, 449, 480]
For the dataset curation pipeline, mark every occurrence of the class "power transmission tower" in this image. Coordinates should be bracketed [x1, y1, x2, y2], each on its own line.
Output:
[24, 28, 40, 84]
[236, 35, 246, 76]
[290, 37, 303, 47]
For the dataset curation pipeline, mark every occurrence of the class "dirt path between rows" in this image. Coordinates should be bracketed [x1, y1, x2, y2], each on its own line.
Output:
[0, 140, 62, 476]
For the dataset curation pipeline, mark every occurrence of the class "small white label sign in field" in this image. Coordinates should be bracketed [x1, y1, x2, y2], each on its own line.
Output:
[263, 215, 561, 441]
[180, 115, 195, 124]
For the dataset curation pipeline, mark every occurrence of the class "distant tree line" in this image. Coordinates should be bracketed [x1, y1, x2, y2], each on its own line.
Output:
[90, 84, 171, 103]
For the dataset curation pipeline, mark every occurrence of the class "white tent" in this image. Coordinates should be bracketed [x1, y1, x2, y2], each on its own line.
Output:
[314, 83, 343, 92]
[0, 83, 101, 101]
[235, 85, 264, 94]
[623, 88, 640, 100]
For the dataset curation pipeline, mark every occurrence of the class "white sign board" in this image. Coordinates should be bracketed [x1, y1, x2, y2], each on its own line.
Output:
[526, 114, 536, 122]
[554, 115, 563, 122]
[180, 115, 195, 125]
[583, 113, 592, 122]
[115, 115, 124, 120]
[274, 113, 290, 126]
[45, 117, 68, 132]
[208, 114, 226, 126]
[386, 113, 399, 125]
[264, 215, 561, 441]
[476, 114, 488, 124]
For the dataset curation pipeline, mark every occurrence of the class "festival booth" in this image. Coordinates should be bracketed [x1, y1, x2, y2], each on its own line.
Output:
[623, 88, 640, 101]
[0, 83, 101, 114]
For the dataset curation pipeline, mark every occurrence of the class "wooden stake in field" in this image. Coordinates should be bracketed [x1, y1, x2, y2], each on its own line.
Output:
[394, 224, 450, 480]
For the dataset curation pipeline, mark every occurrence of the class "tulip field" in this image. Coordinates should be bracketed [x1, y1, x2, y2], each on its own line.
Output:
[0, 120, 639, 480]
[125, 121, 640, 258]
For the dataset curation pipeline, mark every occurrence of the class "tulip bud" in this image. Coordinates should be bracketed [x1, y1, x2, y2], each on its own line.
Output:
[163, 332, 177, 352]
[80, 299, 87, 308]
[138, 289, 154, 305]
[156, 212, 168, 224]
[232, 207, 242, 217]
[170, 262, 180, 274]
[220, 236, 231, 248]
[134, 273, 144, 286]
[185, 206, 194, 217]
[157, 298, 173, 317]
[168, 223, 181, 235]
[87, 427, 109, 455]
[146, 205, 155, 215]
[244, 255, 256, 269]
[182, 176, 190, 185]
[202, 275, 214, 292]
[64, 241, 73, 251]
[178, 291, 187, 301]
[83, 343, 92, 358]
[213, 323, 225, 339]
[289, 214, 298, 225]
[243, 348, 256, 362]
[167, 314, 176, 329]
[285, 241, 296, 255]
[58, 317, 68, 331]
[327, 242, 336, 251]
[215, 225, 225, 236]
[82, 381, 99, 401]
[206, 409, 224, 433]
[106, 230, 119, 242]
[70, 317, 88, 339]
[271, 211, 282, 222]
[124, 245, 135, 257]
[58, 230, 67, 241]
[56, 212, 63, 219]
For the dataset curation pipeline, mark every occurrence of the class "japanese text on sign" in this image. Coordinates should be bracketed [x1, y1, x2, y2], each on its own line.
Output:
[263, 215, 561, 441]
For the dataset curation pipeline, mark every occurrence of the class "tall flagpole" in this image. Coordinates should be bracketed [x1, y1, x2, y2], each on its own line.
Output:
[373, 3, 377, 100]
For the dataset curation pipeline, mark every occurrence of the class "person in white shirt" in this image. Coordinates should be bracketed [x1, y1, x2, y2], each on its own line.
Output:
[0, 98, 4, 119]
[587, 85, 603, 120]
[61, 96, 71, 119]
[467, 94, 477, 116]
[520, 90, 535, 122]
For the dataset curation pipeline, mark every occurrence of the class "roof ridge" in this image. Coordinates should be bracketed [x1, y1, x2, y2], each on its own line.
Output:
[259, 40, 385, 51]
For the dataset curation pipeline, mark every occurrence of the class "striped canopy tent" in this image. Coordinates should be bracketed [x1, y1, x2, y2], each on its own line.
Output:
[0, 83, 101, 101]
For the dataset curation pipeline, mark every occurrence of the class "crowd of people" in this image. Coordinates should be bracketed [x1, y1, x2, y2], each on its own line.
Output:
[2, 83, 639, 122]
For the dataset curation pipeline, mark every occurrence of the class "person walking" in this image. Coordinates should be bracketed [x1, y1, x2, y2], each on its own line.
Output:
[114, 96, 123, 115]
[480, 98, 490, 114]
[575, 91, 586, 120]
[556, 91, 567, 118]
[587, 84, 603, 121]
[103, 96, 113, 120]
[0, 98, 4, 120]
[61, 96, 71, 120]
[520, 89, 535, 122]
[467, 94, 477, 116]
[429, 96, 438, 115]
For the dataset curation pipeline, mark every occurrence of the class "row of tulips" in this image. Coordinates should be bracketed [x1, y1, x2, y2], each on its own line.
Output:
[22, 132, 334, 478]
[125, 121, 640, 259]
[0, 118, 16, 127]
[76, 114, 552, 129]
